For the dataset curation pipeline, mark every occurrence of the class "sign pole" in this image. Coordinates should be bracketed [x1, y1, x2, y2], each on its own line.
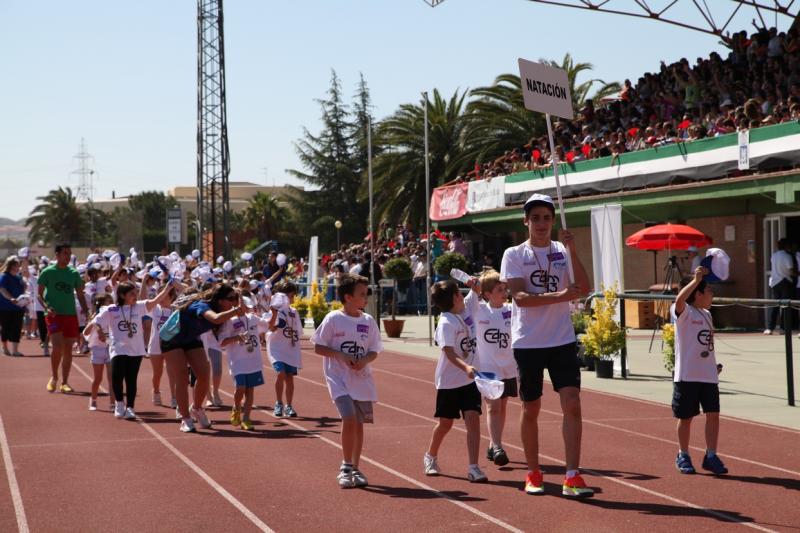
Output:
[544, 113, 575, 284]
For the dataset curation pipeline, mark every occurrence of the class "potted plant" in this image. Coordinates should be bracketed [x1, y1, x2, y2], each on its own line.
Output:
[662, 323, 675, 375]
[307, 281, 342, 329]
[433, 252, 469, 280]
[582, 285, 627, 379]
[571, 310, 593, 370]
[382, 258, 413, 337]
[292, 296, 309, 323]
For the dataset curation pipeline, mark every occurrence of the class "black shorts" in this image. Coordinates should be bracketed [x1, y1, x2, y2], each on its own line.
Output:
[514, 343, 581, 402]
[160, 338, 204, 354]
[434, 382, 482, 419]
[499, 377, 518, 398]
[672, 381, 720, 419]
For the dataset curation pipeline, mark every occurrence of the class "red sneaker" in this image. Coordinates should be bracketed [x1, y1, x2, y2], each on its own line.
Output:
[525, 470, 544, 495]
[562, 473, 594, 498]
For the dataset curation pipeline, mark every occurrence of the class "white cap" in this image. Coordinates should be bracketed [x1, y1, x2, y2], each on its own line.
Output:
[216, 255, 224, 265]
[276, 253, 287, 267]
[77, 264, 87, 275]
[90, 263, 103, 271]
[701, 248, 730, 282]
[523, 193, 555, 213]
[18, 247, 29, 258]
[86, 253, 99, 264]
[241, 252, 253, 261]
[240, 266, 252, 276]
[242, 296, 254, 309]
[191, 249, 201, 259]
[223, 260, 233, 273]
[169, 251, 180, 262]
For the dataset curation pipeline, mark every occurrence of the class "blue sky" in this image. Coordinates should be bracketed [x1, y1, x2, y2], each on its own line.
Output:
[0, 0, 792, 221]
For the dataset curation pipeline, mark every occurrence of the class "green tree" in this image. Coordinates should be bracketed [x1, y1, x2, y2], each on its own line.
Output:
[371, 89, 469, 230]
[127, 191, 178, 232]
[26, 187, 86, 244]
[242, 192, 286, 242]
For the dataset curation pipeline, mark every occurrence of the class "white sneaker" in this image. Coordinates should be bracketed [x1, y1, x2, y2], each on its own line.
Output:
[152, 391, 162, 405]
[88, 399, 97, 411]
[352, 469, 368, 487]
[179, 418, 196, 433]
[190, 405, 213, 429]
[124, 407, 136, 420]
[337, 465, 356, 489]
[114, 402, 125, 418]
[764, 329, 773, 335]
[170, 397, 178, 408]
[423, 453, 440, 476]
[467, 464, 488, 483]
[175, 407, 182, 420]
[213, 393, 223, 407]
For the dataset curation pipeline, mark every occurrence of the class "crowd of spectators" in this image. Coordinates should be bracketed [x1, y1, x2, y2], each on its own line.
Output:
[457, 22, 800, 182]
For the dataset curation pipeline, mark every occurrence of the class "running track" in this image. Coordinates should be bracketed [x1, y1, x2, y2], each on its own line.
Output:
[0, 338, 798, 532]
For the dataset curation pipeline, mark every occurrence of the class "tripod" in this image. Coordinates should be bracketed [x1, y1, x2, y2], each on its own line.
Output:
[649, 256, 683, 352]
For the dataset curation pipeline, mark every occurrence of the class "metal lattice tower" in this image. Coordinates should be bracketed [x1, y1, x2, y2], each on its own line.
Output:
[197, 0, 231, 261]
[71, 138, 95, 202]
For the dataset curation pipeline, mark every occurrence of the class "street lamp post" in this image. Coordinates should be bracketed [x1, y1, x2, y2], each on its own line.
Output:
[335, 220, 342, 250]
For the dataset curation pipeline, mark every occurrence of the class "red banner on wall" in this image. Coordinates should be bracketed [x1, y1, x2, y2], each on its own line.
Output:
[430, 183, 468, 221]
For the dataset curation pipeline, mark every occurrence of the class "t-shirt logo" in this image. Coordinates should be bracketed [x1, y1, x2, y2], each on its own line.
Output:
[460, 336, 476, 358]
[282, 326, 299, 343]
[118, 321, 138, 334]
[156, 315, 169, 329]
[484, 328, 509, 349]
[357, 324, 369, 334]
[54, 281, 72, 294]
[697, 329, 714, 352]
[530, 270, 559, 292]
[341, 341, 366, 360]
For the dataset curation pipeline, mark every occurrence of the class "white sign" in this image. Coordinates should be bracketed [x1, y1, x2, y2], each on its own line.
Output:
[518, 58, 574, 119]
[466, 176, 505, 213]
[738, 129, 749, 170]
[166, 208, 182, 244]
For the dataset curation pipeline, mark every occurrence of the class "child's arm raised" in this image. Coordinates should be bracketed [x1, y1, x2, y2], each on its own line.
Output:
[442, 346, 476, 379]
[675, 266, 707, 316]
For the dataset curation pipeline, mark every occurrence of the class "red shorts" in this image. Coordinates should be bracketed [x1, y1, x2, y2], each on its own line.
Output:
[45, 314, 80, 339]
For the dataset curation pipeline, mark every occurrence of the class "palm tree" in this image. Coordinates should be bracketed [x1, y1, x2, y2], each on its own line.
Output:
[370, 89, 469, 230]
[463, 53, 621, 165]
[26, 186, 86, 245]
[242, 192, 287, 242]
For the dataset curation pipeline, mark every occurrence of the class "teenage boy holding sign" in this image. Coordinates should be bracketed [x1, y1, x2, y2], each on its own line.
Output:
[500, 194, 594, 497]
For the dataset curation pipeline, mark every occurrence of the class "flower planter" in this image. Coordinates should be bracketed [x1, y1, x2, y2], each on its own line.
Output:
[595, 359, 614, 379]
[583, 356, 596, 371]
[383, 319, 405, 338]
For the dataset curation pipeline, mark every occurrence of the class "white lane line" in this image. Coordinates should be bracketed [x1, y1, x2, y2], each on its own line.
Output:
[294, 373, 776, 533]
[0, 415, 30, 533]
[242, 372, 523, 533]
[370, 366, 800, 476]
[72, 364, 275, 533]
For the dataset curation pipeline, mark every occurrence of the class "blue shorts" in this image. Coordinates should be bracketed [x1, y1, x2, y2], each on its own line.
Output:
[272, 361, 298, 375]
[234, 371, 265, 388]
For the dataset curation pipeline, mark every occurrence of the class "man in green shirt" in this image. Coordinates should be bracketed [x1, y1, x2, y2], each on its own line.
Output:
[38, 244, 88, 393]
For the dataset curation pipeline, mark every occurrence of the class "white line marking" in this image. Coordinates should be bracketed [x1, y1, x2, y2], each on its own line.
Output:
[0, 415, 30, 533]
[72, 364, 275, 533]
[370, 366, 800, 476]
[246, 373, 523, 533]
[294, 373, 776, 532]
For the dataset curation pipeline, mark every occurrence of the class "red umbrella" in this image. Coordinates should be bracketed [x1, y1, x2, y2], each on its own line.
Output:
[625, 223, 712, 251]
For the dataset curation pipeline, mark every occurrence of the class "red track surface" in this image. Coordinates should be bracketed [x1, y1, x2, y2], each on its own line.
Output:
[0, 337, 798, 532]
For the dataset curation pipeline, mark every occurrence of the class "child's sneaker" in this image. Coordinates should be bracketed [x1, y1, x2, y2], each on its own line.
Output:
[88, 399, 97, 411]
[486, 446, 495, 461]
[676, 452, 696, 474]
[274, 402, 284, 417]
[59, 383, 74, 393]
[423, 453, 440, 476]
[114, 401, 126, 419]
[524, 470, 545, 495]
[152, 391, 162, 405]
[702, 454, 728, 475]
[284, 404, 297, 418]
[352, 469, 368, 487]
[230, 408, 241, 427]
[562, 474, 594, 498]
[467, 464, 488, 483]
[124, 407, 136, 420]
[492, 446, 509, 466]
[179, 418, 196, 433]
[240, 419, 254, 431]
[46, 378, 56, 392]
[337, 464, 356, 488]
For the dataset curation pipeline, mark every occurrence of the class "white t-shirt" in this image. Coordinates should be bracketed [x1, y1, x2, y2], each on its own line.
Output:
[267, 301, 303, 368]
[769, 250, 794, 287]
[146, 304, 172, 355]
[310, 310, 382, 402]
[464, 291, 516, 380]
[201, 329, 222, 352]
[671, 304, 718, 383]
[219, 314, 269, 377]
[28, 274, 40, 313]
[433, 311, 477, 390]
[95, 301, 149, 358]
[83, 317, 109, 349]
[500, 240, 575, 349]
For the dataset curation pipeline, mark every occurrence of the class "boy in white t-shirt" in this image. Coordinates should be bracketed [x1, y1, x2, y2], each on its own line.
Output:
[500, 193, 593, 497]
[423, 279, 488, 484]
[671, 266, 728, 475]
[218, 302, 270, 431]
[464, 269, 516, 468]
[267, 281, 304, 418]
[311, 274, 382, 489]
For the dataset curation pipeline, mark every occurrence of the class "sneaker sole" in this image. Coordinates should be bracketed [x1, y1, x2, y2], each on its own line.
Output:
[468, 476, 488, 484]
[424, 471, 439, 476]
[525, 487, 545, 495]
[562, 488, 594, 498]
